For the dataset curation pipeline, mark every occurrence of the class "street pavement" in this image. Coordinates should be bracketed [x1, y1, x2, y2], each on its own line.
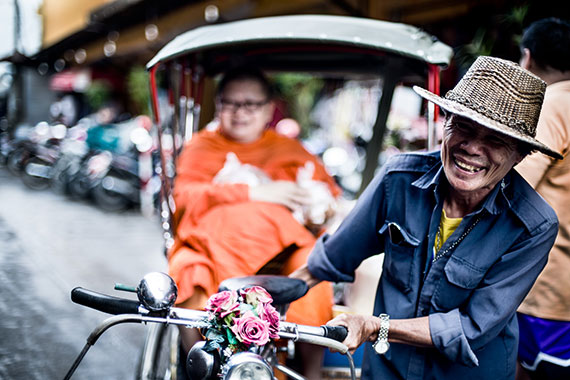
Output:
[0, 168, 166, 379]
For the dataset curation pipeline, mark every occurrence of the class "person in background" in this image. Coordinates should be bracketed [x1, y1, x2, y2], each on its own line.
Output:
[515, 17, 570, 380]
[291, 56, 561, 379]
[169, 66, 340, 379]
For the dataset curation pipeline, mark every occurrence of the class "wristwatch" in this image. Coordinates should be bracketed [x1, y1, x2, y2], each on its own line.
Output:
[372, 313, 390, 355]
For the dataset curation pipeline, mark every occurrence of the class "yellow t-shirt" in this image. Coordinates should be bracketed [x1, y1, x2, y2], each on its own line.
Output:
[434, 209, 462, 252]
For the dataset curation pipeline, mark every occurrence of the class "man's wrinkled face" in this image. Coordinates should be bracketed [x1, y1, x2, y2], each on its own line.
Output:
[441, 115, 523, 197]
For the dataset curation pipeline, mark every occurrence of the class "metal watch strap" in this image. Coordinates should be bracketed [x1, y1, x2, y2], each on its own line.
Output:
[372, 313, 390, 354]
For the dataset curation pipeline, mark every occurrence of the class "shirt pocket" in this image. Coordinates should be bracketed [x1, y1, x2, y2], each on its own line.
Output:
[431, 255, 487, 311]
[379, 222, 420, 294]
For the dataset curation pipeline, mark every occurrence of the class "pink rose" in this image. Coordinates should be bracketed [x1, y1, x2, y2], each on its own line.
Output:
[205, 290, 239, 316]
[231, 311, 271, 346]
[257, 303, 280, 339]
[242, 286, 272, 306]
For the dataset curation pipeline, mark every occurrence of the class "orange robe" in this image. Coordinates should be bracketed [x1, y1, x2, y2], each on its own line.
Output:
[168, 129, 340, 326]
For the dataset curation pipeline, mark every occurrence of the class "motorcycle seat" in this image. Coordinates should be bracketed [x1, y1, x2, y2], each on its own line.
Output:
[218, 275, 308, 306]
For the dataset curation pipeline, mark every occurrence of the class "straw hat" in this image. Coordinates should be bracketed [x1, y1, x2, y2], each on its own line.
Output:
[413, 56, 562, 159]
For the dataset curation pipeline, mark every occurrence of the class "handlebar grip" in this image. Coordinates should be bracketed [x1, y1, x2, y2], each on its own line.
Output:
[71, 287, 141, 315]
[321, 325, 348, 342]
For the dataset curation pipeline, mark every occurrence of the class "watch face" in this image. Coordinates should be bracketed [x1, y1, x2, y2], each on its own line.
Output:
[374, 341, 390, 355]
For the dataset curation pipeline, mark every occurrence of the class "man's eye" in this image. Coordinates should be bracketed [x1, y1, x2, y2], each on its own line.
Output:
[488, 137, 508, 146]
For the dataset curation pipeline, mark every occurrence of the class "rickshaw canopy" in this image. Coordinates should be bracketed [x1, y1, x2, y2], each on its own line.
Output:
[147, 14, 453, 70]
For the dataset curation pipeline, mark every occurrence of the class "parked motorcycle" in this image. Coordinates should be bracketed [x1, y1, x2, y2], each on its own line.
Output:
[0, 129, 11, 167]
[4, 126, 35, 176]
[21, 123, 67, 190]
[91, 147, 141, 211]
[64, 272, 354, 380]
[50, 121, 91, 195]
[63, 117, 155, 212]
[90, 119, 155, 212]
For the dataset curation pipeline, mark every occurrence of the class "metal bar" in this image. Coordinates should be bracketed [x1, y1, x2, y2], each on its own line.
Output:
[359, 63, 400, 194]
[274, 363, 306, 380]
[63, 343, 92, 380]
[427, 64, 441, 151]
[149, 65, 161, 125]
[138, 323, 165, 380]
[170, 63, 183, 162]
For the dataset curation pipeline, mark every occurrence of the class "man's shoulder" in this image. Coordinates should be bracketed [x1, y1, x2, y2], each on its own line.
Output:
[508, 171, 558, 233]
[383, 151, 440, 174]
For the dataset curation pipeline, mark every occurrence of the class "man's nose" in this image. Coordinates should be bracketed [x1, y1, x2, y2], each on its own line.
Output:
[459, 135, 486, 154]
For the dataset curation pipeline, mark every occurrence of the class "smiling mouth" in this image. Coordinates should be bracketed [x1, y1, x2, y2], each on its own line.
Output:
[454, 158, 484, 173]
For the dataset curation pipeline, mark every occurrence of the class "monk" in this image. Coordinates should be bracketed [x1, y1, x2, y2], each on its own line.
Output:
[168, 66, 340, 378]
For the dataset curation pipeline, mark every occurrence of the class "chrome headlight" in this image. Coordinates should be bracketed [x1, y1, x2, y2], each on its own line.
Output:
[224, 352, 273, 380]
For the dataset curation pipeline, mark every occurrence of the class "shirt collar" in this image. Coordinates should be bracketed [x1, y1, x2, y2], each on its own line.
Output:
[412, 159, 512, 216]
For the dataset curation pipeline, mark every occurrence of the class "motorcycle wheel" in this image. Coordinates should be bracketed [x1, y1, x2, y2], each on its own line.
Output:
[21, 157, 52, 190]
[92, 175, 132, 212]
[6, 148, 27, 176]
[50, 158, 72, 195]
[135, 324, 180, 380]
[67, 174, 91, 200]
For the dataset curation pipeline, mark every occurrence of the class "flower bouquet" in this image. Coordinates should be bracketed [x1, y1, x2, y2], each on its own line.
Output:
[201, 286, 280, 363]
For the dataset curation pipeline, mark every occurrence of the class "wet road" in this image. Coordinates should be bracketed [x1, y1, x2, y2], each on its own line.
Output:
[0, 168, 166, 379]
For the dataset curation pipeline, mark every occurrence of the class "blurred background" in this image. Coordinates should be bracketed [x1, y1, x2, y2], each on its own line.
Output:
[0, 0, 568, 206]
[0, 1, 568, 379]
[1, 0, 569, 206]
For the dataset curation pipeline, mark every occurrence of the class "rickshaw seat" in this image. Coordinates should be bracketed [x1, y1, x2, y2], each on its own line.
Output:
[218, 275, 308, 306]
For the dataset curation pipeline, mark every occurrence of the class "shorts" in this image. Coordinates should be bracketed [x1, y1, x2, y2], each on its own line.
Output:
[517, 312, 570, 372]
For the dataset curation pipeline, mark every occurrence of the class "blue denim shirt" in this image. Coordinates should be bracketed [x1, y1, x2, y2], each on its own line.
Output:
[308, 152, 558, 380]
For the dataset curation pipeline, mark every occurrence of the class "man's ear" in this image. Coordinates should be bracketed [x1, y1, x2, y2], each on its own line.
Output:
[514, 150, 527, 167]
[519, 48, 533, 71]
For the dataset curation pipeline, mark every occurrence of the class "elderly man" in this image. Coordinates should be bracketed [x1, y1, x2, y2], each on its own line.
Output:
[292, 56, 561, 379]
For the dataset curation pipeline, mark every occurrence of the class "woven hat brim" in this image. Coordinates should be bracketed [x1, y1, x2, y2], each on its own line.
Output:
[413, 86, 563, 160]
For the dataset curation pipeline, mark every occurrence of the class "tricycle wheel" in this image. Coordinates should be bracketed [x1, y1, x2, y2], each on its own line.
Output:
[135, 324, 180, 380]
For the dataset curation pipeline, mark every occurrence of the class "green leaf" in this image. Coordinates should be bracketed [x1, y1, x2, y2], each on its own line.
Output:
[223, 314, 234, 326]
[226, 327, 239, 345]
[203, 339, 220, 352]
[205, 328, 226, 344]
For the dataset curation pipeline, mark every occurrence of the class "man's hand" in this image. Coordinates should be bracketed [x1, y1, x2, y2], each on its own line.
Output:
[249, 180, 311, 210]
[326, 313, 380, 354]
[326, 314, 434, 354]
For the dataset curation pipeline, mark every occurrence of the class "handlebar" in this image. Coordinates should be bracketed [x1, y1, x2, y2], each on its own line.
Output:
[71, 287, 142, 315]
[321, 325, 348, 342]
[71, 286, 348, 345]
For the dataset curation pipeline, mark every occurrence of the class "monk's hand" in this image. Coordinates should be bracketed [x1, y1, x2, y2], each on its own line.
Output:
[249, 180, 310, 210]
[326, 313, 380, 354]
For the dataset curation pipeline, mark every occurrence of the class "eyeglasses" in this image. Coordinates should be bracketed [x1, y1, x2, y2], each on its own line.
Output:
[218, 98, 269, 113]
